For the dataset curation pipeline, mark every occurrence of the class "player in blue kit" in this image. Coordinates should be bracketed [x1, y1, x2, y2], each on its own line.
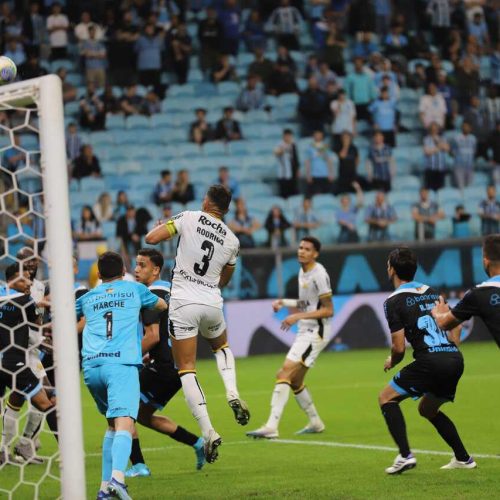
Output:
[76, 252, 168, 500]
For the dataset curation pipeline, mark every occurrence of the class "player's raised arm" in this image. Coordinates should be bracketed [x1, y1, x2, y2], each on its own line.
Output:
[281, 293, 333, 330]
[145, 217, 181, 244]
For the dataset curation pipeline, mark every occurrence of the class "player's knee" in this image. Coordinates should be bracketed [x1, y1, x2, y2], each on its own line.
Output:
[418, 402, 438, 419]
[276, 368, 291, 382]
[378, 391, 392, 407]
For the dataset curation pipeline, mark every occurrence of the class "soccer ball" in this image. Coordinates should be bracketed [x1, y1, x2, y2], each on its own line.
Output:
[0, 56, 17, 84]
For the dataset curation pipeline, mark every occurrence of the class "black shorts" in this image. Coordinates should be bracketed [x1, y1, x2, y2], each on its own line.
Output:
[139, 362, 182, 410]
[390, 353, 464, 402]
[0, 364, 42, 399]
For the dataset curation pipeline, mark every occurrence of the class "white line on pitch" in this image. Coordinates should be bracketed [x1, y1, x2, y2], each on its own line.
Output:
[86, 438, 500, 460]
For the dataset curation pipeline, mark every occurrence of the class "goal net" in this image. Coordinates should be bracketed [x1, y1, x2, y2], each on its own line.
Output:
[0, 76, 85, 499]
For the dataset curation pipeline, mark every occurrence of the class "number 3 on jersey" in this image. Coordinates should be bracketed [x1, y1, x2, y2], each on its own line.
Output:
[103, 311, 113, 340]
[194, 240, 214, 277]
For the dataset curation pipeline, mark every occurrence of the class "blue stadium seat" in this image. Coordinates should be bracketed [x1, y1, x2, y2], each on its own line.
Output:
[168, 84, 196, 98]
[229, 140, 249, 155]
[217, 81, 241, 96]
[172, 142, 203, 157]
[79, 177, 106, 193]
[277, 93, 299, 108]
[65, 73, 83, 86]
[408, 58, 430, 73]
[104, 175, 131, 191]
[64, 101, 80, 116]
[118, 161, 143, 175]
[88, 131, 115, 146]
[150, 113, 174, 128]
[435, 219, 453, 239]
[101, 221, 116, 239]
[50, 59, 74, 72]
[240, 183, 274, 198]
[271, 107, 296, 122]
[163, 128, 188, 144]
[203, 141, 229, 156]
[106, 115, 126, 130]
[194, 82, 218, 96]
[126, 115, 151, 129]
[245, 139, 276, 154]
[439, 187, 462, 203]
[464, 185, 486, 201]
[18, 134, 39, 150]
[252, 228, 269, 247]
[187, 69, 204, 83]
[311, 224, 336, 245]
[245, 109, 271, 123]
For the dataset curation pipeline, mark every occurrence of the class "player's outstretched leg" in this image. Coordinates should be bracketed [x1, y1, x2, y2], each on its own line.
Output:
[211, 334, 250, 426]
[97, 429, 115, 499]
[14, 403, 44, 464]
[293, 385, 325, 435]
[418, 396, 477, 470]
[0, 398, 25, 466]
[379, 387, 416, 474]
[126, 429, 151, 478]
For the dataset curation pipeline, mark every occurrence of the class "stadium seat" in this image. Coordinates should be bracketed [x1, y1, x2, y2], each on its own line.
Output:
[106, 115, 126, 130]
[392, 175, 421, 191]
[245, 109, 271, 123]
[277, 93, 299, 108]
[163, 128, 188, 144]
[168, 84, 196, 98]
[88, 131, 115, 146]
[187, 69, 203, 83]
[79, 177, 106, 193]
[150, 113, 175, 129]
[217, 81, 241, 96]
[101, 221, 116, 239]
[240, 183, 274, 198]
[203, 141, 229, 156]
[126, 115, 151, 130]
[50, 59, 74, 72]
[64, 101, 80, 116]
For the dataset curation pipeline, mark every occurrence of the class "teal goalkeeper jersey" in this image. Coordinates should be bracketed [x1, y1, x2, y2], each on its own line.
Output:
[76, 280, 159, 369]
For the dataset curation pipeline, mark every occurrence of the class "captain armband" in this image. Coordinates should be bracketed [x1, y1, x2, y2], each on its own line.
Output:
[165, 220, 177, 237]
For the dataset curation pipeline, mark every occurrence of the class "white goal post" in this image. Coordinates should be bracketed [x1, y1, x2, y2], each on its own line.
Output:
[0, 75, 85, 499]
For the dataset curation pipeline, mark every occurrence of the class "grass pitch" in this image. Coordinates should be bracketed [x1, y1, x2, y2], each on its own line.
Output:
[2, 342, 500, 499]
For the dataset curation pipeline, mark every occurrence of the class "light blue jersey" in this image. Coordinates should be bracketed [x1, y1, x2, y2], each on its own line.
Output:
[76, 280, 159, 369]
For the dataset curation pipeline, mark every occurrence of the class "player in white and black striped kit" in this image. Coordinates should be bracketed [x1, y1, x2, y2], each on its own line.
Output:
[247, 236, 334, 439]
[145, 184, 250, 464]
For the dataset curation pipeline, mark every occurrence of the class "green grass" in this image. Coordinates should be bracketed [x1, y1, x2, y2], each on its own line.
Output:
[2, 342, 500, 499]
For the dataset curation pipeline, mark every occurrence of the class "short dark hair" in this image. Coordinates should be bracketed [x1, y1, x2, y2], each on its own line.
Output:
[283, 128, 293, 135]
[97, 252, 123, 280]
[161, 169, 171, 177]
[206, 184, 232, 213]
[138, 248, 164, 270]
[388, 247, 417, 281]
[483, 234, 500, 262]
[5, 262, 19, 281]
[301, 236, 321, 253]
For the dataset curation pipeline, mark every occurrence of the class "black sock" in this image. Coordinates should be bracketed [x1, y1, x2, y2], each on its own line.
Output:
[45, 407, 58, 442]
[169, 426, 199, 447]
[381, 402, 411, 458]
[429, 412, 470, 462]
[130, 438, 145, 465]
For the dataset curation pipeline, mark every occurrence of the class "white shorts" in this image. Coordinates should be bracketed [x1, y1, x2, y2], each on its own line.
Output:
[169, 299, 226, 341]
[286, 327, 330, 368]
[29, 348, 46, 380]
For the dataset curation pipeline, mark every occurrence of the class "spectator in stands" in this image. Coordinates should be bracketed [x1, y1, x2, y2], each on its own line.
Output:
[451, 121, 477, 190]
[452, 204, 471, 239]
[228, 198, 260, 248]
[275, 45, 297, 75]
[267, 62, 298, 96]
[353, 32, 378, 59]
[120, 85, 146, 116]
[3, 135, 26, 173]
[305, 54, 319, 79]
[74, 11, 104, 45]
[171, 169, 195, 204]
[4, 39, 26, 67]
[436, 70, 457, 130]
[243, 9, 266, 52]
[408, 62, 427, 90]
[423, 122, 450, 191]
[369, 86, 397, 147]
[468, 11, 490, 49]
[249, 47, 274, 86]
[153, 170, 173, 206]
[143, 89, 161, 115]
[198, 6, 222, 74]
[322, 21, 346, 76]
[190, 108, 214, 144]
[72, 145, 102, 180]
[491, 42, 500, 94]
[215, 107, 242, 141]
[22, 2, 46, 57]
[265, 205, 291, 248]
[455, 57, 480, 112]
[113, 191, 129, 219]
[293, 197, 321, 240]
[135, 23, 164, 90]
[93, 192, 114, 223]
[46, 2, 69, 61]
[298, 76, 329, 136]
[57, 67, 77, 102]
[81, 24, 107, 89]
[305, 130, 335, 196]
[330, 89, 356, 151]
[412, 188, 445, 241]
[316, 61, 338, 92]
[426, 0, 452, 52]
[479, 185, 500, 235]
[419, 83, 447, 130]
[374, 0, 392, 37]
[65, 122, 83, 164]
[217, 0, 241, 56]
[266, 0, 303, 50]
[17, 53, 47, 80]
[217, 166, 241, 200]
[463, 95, 491, 159]
[275, 128, 300, 198]
[366, 131, 395, 192]
[100, 84, 121, 114]
[425, 53, 444, 85]
[365, 191, 397, 242]
[486, 120, 500, 185]
[335, 131, 364, 194]
[74, 205, 102, 241]
[170, 23, 192, 85]
[79, 83, 106, 130]
[384, 21, 408, 59]
[345, 57, 377, 121]
[211, 53, 237, 83]
[116, 205, 142, 260]
[236, 74, 266, 111]
[336, 184, 364, 243]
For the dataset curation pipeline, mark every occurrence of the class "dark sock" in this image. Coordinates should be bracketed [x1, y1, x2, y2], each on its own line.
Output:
[429, 412, 470, 462]
[169, 426, 199, 447]
[381, 402, 411, 457]
[45, 407, 58, 442]
[130, 438, 145, 465]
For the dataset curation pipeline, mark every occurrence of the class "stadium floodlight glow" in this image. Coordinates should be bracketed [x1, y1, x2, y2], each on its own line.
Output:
[0, 75, 85, 499]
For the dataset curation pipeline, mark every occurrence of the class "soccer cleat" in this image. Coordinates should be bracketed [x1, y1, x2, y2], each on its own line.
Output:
[295, 421, 326, 435]
[13, 442, 44, 464]
[193, 437, 206, 470]
[125, 463, 151, 478]
[0, 449, 25, 467]
[228, 398, 250, 426]
[385, 454, 417, 474]
[204, 429, 222, 464]
[96, 490, 113, 499]
[107, 478, 132, 500]
[441, 457, 477, 469]
[245, 426, 279, 439]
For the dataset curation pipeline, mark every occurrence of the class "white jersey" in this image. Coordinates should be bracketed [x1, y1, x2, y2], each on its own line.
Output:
[169, 211, 239, 308]
[298, 262, 332, 332]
